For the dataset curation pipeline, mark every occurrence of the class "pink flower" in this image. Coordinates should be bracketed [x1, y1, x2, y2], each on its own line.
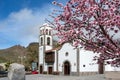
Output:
[52, 0, 120, 66]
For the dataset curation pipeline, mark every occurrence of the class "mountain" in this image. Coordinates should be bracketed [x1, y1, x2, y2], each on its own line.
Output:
[0, 45, 27, 63]
[26, 42, 39, 65]
[0, 40, 59, 69]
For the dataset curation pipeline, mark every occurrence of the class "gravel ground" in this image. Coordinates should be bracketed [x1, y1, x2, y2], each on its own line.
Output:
[0, 74, 105, 80]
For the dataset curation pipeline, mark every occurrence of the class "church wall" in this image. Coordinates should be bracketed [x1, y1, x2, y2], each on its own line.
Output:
[44, 63, 48, 72]
[45, 35, 53, 49]
[58, 43, 77, 73]
[39, 47, 43, 65]
[53, 50, 57, 72]
[45, 46, 52, 51]
[105, 62, 120, 71]
[79, 49, 98, 72]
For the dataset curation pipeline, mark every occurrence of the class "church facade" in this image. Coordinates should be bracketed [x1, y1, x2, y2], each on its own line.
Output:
[38, 23, 120, 76]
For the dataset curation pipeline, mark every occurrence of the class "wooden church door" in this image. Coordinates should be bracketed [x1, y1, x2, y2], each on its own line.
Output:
[48, 67, 53, 74]
[40, 65, 43, 74]
[64, 61, 70, 75]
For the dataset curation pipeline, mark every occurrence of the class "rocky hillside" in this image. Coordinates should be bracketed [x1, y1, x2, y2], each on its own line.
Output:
[0, 45, 27, 63]
[0, 43, 39, 71]
[0, 40, 58, 64]
[26, 42, 39, 66]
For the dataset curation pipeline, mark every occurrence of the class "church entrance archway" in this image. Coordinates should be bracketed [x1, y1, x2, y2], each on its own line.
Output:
[40, 65, 43, 74]
[48, 67, 53, 74]
[64, 61, 70, 75]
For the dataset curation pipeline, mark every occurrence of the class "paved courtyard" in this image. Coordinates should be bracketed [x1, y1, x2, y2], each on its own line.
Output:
[0, 74, 105, 80]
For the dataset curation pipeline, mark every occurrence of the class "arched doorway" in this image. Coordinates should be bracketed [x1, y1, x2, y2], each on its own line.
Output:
[64, 61, 70, 75]
[40, 65, 43, 74]
[48, 67, 53, 74]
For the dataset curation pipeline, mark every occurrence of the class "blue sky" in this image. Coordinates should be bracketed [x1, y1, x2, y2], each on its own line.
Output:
[0, 0, 66, 49]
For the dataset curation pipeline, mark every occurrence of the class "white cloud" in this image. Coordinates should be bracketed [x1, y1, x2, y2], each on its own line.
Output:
[0, 4, 55, 48]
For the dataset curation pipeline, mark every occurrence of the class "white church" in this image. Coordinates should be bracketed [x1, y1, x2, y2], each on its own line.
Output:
[38, 23, 120, 76]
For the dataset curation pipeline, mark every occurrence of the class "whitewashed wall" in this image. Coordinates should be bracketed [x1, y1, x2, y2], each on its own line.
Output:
[105, 62, 120, 71]
[53, 50, 57, 71]
[39, 47, 43, 64]
[58, 43, 77, 72]
[44, 64, 48, 71]
[79, 49, 98, 72]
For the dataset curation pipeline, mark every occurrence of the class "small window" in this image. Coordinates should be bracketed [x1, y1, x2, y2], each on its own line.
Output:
[41, 37, 43, 45]
[83, 65, 86, 67]
[65, 52, 69, 56]
[47, 37, 50, 45]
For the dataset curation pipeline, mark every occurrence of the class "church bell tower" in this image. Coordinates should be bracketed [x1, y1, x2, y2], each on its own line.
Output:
[39, 23, 53, 73]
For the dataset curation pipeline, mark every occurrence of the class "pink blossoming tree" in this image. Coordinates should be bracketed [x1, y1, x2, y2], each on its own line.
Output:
[52, 0, 120, 67]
